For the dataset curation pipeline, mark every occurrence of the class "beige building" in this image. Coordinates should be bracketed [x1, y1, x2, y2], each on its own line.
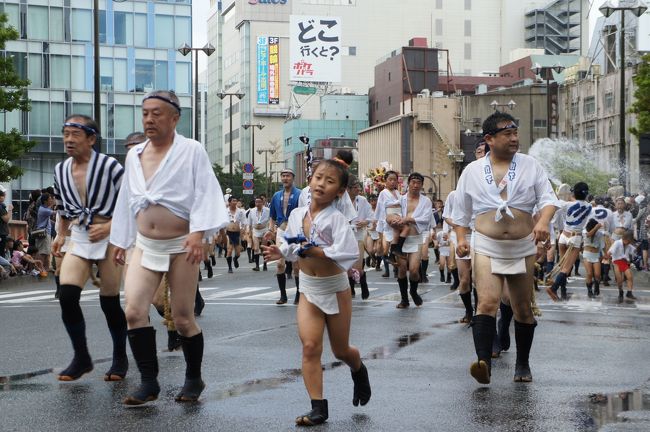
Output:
[557, 67, 641, 191]
[460, 85, 549, 153]
[357, 96, 461, 201]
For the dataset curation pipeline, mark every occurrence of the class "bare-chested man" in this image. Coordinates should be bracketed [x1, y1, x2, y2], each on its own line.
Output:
[264, 169, 301, 305]
[392, 173, 432, 308]
[249, 195, 271, 271]
[452, 111, 558, 384]
[111, 90, 229, 405]
[52, 115, 127, 382]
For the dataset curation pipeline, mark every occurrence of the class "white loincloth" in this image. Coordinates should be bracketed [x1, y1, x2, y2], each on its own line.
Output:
[300, 271, 349, 315]
[253, 227, 269, 238]
[558, 231, 583, 248]
[135, 233, 187, 272]
[69, 226, 109, 260]
[473, 231, 536, 275]
[402, 235, 422, 254]
[60, 236, 72, 254]
[353, 227, 367, 242]
[275, 228, 286, 246]
[386, 207, 401, 217]
[368, 229, 380, 241]
[582, 251, 600, 264]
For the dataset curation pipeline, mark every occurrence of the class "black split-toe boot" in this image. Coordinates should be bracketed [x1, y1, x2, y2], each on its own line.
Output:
[470, 315, 496, 385]
[513, 320, 537, 382]
[351, 362, 371, 406]
[295, 399, 328, 426]
[124, 327, 160, 406]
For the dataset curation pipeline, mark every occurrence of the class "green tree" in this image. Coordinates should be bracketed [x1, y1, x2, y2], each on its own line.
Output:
[0, 13, 35, 182]
[629, 54, 650, 139]
[212, 163, 271, 200]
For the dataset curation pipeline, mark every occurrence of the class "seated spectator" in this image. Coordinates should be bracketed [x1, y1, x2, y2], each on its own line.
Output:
[12, 241, 47, 277]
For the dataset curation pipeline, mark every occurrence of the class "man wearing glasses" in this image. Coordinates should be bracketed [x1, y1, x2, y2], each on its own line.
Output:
[451, 112, 559, 385]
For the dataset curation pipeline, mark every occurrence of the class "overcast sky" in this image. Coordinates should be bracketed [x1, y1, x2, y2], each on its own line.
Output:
[190, 1, 609, 74]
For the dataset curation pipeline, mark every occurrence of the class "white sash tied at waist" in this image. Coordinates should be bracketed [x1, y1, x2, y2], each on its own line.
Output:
[300, 271, 349, 315]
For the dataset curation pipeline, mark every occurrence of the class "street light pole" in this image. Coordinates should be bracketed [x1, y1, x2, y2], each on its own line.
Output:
[531, 62, 565, 138]
[177, 43, 216, 142]
[217, 91, 246, 189]
[93, 0, 100, 151]
[599, 0, 648, 193]
[257, 147, 276, 198]
[242, 123, 265, 167]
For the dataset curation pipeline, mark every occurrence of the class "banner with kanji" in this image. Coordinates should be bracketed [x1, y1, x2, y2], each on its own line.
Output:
[289, 15, 341, 83]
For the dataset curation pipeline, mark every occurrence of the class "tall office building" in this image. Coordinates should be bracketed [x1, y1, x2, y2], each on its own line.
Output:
[206, 0, 590, 174]
[1, 0, 194, 217]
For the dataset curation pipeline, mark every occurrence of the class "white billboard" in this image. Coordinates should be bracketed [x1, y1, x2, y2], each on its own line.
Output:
[638, 11, 650, 52]
[289, 15, 342, 83]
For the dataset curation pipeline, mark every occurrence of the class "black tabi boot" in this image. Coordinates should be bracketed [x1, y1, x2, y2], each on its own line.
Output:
[574, 258, 581, 276]
[210, 254, 216, 266]
[247, 247, 253, 263]
[233, 254, 240, 269]
[396, 278, 410, 308]
[124, 327, 160, 405]
[54, 275, 60, 299]
[99, 295, 128, 381]
[440, 268, 446, 282]
[167, 330, 182, 351]
[351, 362, 371, 406]
[409, 279, 423, 306]
[459, 292, 473, 323]
[434, 248, 440, 263]
[450, 268, 460, 290]
[194, 286, 205, 316]
[252, 254, 260, 271]
[513, 320, 537, 382]
[295, 399, 329, 426]
[226, 256, 233, 273]
[176, 332, 206, 402]
[470, 315, 496, 385]
[263, 260, 268, 271]
[285, 261, 293, 277]
[586, 282, 594, 298]
[349, 277, 356, 298]
[382, 257, 390, 278]
[420, 259, 429, 283]
[473, 287, 479, 313]
[204, 260, 213, 279]
[360, 273, 370, 300]
[446, 270, 452, 284]
[276, 274, 288, 304]
[294, 276, 301, 304]
[594, 279, 600, 296]
[545, 261, 554, 279]
[375, 255, 382, 271]
[58, 285, 93, 381]
[602, 264, 611, 285]
[498, 302, 513, 352]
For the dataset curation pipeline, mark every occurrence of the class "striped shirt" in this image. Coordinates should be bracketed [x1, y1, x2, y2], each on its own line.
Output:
[53, 151, 124, 228]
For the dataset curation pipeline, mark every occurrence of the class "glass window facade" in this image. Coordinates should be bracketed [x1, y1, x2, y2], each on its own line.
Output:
[9, 1, 194, 211]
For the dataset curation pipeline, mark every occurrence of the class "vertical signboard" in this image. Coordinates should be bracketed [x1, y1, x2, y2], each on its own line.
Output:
[268, 36, 280, 104]
[290, 15, 342, 83]
[257, 36, 269, 104]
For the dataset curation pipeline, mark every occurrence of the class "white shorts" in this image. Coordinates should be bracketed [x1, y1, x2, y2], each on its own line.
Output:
[439, 246, 450, 257]
[558, 231, 582, 248]
[582, 251, 601, 264]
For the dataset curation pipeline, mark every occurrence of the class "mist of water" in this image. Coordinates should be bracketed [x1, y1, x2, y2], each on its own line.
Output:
[528, 138, 616, 195]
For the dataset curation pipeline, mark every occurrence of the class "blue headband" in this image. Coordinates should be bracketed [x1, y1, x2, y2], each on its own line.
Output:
[62, 122, 98, 135]
[143, 94, 182, 114]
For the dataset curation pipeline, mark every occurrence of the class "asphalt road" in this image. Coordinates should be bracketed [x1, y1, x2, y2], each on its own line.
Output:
[1, 259, 649, 432]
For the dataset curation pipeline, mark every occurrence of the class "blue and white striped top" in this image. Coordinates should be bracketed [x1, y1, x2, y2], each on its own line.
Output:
[53, 151, 124, 228]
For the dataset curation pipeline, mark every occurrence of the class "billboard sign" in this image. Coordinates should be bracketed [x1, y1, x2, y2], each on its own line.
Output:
[268, 36, 280, 104]
[257, 36, 269, 104]
[290, 15, 341, 83]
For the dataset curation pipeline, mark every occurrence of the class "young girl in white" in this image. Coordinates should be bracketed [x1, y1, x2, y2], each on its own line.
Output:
[582, 218, 604, 298]
[263, 159, 371, 426]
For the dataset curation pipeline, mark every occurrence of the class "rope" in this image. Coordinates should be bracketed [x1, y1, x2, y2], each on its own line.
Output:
[162, 274, 175, 331]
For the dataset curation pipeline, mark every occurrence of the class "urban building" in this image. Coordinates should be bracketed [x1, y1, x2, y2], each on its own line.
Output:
[283, 94, 368, 185]
[1, 0, 194, 218]
[357, 95, 462, 202]
[557, 66, 642, 191]
[525, 0, 589, 55]
[206, 0, 590, 177]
